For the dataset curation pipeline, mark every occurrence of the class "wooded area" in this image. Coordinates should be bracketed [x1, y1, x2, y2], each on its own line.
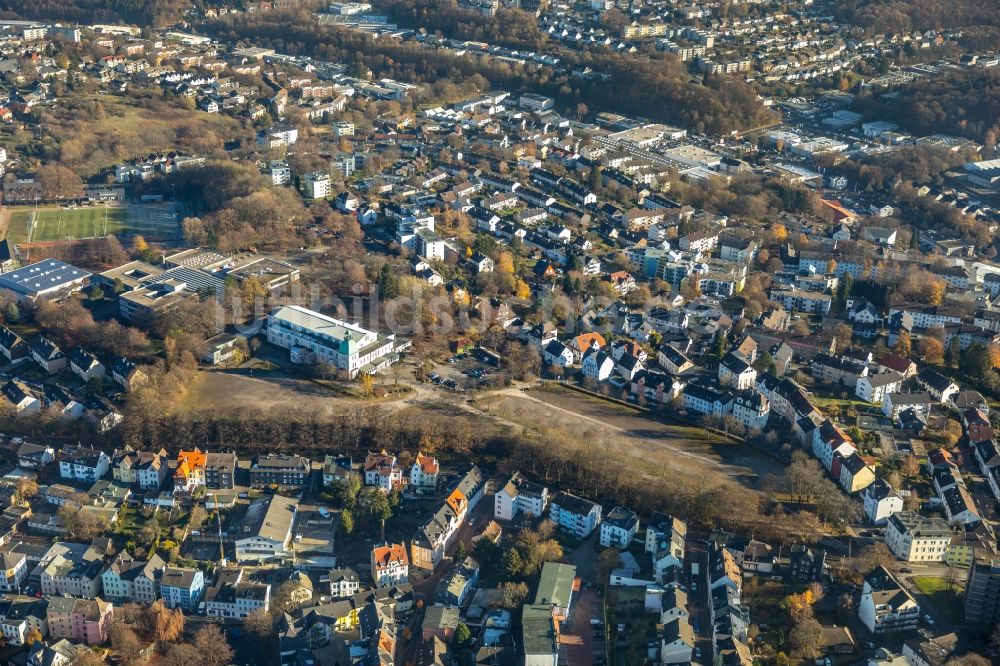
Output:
[835, 0, 1000, 32]
[0, 0, 187, 27]
[855, 68, 1000, 145]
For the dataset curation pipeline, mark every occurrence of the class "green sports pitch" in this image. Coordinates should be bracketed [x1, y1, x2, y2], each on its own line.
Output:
[2, 203, 182, 244]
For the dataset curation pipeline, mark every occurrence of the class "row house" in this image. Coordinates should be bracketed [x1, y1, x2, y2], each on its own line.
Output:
[962, 408, 994, 444]
[111, 357, 148, 392]
[69, 348, 105, 382]
[973, 440, 1000, 499]
[942, 484, 980, 525]
[411, 501, 462, 572]
[0, 596, 48, 646]
[112, 447, 169, 490]
[658, 343, 694, 375]
[100, 552, 165, 605]
[41, 554, 104, 600]
[3, 381, 39, 415]
[160, 566, 205, 612]
[249, 454, 311, 490]
[0, 326, 28, 364]
[682, 383, 733, 418]
[646, 513, 687, 583]
[812, 419, 856, 471]
[732, 390, 770, 431]
[30, 337, 66, 375]
[410, 466, 484, 571]
[764, 376, 817, 428]
[46, 597, 113, 646]
[811, 353, 868, 386]
[0, 551, 27, 593]
[174, 448, 236, 490]
[839, 451, 876, 494]
[205, 568, 270, 619]
[917, 367, 960, 403]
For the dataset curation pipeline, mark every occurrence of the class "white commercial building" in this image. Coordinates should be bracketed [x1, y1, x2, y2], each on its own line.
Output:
[267, 305, 400, 378]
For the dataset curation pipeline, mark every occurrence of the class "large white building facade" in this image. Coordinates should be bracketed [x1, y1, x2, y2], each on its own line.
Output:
[266, 305, 401, 378]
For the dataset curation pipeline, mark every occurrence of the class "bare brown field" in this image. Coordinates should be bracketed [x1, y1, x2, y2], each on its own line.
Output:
[478, 385, 785, 486]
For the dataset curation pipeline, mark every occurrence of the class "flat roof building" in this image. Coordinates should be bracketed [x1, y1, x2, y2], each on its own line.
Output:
[0, 260, 91, 301]
[266, 305, 401, 378]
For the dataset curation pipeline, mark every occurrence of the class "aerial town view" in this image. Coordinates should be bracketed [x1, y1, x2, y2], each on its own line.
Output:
[0, 0, 995, 665]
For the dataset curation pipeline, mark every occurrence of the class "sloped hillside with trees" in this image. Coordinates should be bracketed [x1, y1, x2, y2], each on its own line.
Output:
[854, 68, 1000, 146]
[835, 0, 1000, 32]
[0, 0, 188, 26]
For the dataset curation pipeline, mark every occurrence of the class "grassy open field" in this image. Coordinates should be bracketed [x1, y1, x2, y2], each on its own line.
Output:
[1, 202, 182, 244]
[912, 575, 965, 623]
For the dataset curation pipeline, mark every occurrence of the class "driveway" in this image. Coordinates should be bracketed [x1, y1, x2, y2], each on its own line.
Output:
[561, 587, 598, 666]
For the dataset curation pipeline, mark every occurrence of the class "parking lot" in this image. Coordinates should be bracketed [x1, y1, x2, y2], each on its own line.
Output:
[425, 350, 502, 392]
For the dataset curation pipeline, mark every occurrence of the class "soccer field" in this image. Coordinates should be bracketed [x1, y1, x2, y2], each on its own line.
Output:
[2, 203, 182, 244]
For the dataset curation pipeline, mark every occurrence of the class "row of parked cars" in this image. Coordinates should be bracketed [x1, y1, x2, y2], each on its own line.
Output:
[427, 372, 460, 391]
